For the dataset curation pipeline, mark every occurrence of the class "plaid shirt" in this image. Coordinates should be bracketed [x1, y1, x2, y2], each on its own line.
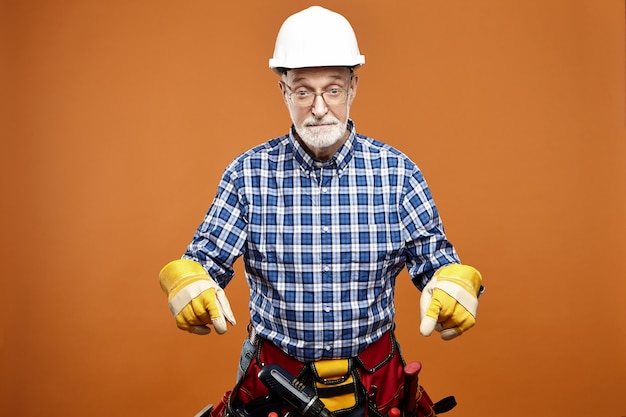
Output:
[184, 120, 459, 362]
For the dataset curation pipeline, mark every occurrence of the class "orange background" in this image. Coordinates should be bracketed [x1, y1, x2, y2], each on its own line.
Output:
[1, 1, 625, 416]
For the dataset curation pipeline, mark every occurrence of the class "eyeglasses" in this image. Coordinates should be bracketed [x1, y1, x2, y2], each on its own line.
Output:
[285, 85, 350, 108]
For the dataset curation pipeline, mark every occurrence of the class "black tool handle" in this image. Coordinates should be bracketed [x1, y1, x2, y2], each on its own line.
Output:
[258, 364, 333, 417]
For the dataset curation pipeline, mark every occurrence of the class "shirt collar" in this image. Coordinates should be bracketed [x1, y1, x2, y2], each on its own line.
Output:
[289, 119, 356, 174]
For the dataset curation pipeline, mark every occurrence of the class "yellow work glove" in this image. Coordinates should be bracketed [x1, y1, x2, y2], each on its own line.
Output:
[419, 264, 482, 340]
[159, 259, 236, 335]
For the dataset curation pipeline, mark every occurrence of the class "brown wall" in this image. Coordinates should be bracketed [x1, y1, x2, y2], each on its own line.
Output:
[2, 1, 625, 416]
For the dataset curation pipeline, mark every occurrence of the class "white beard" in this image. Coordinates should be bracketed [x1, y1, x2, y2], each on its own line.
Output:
[294, 115, 348, 150]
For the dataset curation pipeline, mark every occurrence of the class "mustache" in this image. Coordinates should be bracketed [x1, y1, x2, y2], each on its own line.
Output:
[302, 116, 340, 127]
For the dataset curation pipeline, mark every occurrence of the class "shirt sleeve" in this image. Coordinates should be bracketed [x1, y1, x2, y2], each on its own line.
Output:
[183, 162, 248, 288]
[399, 165, 460, 291]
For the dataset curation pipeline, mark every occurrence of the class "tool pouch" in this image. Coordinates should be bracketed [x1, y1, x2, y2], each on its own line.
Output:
[354, 331, 405, 416]
[237, 338, 305, 406]
[310, 359, 359, 413]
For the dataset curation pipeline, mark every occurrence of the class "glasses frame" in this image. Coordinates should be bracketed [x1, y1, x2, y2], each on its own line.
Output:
[283, 83, 352, 108]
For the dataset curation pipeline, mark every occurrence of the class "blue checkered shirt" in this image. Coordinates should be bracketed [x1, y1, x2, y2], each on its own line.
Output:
[184, 120, 460, 362]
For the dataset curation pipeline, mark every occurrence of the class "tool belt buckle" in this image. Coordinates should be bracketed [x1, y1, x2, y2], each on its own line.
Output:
[311, 358, 358, 413]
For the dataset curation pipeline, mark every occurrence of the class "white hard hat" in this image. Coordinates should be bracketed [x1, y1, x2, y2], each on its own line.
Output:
[269, 6, 365, 73]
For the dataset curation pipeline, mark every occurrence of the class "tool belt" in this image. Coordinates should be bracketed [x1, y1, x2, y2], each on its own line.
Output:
[211, 330, 447, 417]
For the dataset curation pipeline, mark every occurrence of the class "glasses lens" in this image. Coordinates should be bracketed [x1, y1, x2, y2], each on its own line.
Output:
[291, 91, 313, 106]
[323, 89, 347, 105]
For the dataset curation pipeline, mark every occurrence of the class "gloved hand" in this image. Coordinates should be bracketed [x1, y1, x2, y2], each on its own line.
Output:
[419, 264, 482, 340]
[159, 259, 236, 335]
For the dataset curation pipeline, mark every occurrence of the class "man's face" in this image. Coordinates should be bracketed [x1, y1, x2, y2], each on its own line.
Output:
[280, 67, 358, 159]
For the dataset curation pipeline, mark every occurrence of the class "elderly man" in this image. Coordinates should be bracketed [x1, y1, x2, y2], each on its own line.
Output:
[159, 6, 483, 417]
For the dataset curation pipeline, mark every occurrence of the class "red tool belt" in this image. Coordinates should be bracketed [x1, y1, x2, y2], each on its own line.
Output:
[212, 331, 442, 417]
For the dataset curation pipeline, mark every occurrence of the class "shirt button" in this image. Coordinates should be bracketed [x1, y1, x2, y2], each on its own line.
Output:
[324, 306, 331, 313]
[323, 265, 330, 272]
[322, 226, 329, 232]
[325, 345, 331, 351]
[322, 187, 328, 193]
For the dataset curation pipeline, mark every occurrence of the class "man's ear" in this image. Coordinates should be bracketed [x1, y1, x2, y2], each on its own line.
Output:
[348, 74, 359, 104]
[278, 80, 289, 105]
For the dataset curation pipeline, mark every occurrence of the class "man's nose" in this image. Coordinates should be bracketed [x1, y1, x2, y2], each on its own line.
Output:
[311, 94, 329, 118]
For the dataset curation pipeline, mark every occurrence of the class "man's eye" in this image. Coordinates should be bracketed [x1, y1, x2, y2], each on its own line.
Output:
[295, 91, 310, 97]
[326, 88, 341, 96]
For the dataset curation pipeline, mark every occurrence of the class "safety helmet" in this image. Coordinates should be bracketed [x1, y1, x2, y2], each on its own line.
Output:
[269, 6, 365, 73]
